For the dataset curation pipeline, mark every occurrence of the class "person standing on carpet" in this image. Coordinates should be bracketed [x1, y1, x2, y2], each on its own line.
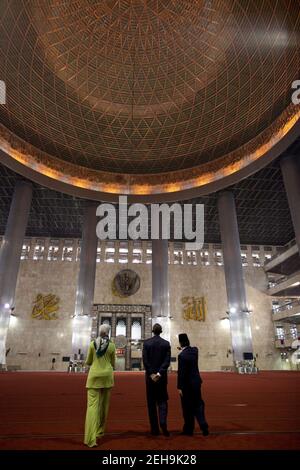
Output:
[84, 323, 116, 447]
[177, 333, 209, 437]
[142, 323, 171, 436]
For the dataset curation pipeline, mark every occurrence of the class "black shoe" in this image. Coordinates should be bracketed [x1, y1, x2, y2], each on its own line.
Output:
[150, 430, 160, 436]
[180, 431, 194, 436]
[202, 427, 209, 436]
[161, 426, 170, 437]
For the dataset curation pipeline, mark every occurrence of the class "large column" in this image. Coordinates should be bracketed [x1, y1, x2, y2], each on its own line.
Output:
[0, 181, 32, 365]
[152, 239, 170, 340]
[72, 202, 98, 356]
[111, 313, 117, 340]
[280, 155, 300, 252]
[125, 313, 132, 370]
[218, 191, 253, 365]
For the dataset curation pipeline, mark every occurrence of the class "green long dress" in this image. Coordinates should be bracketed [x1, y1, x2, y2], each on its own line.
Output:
[84, 340, 116, 447]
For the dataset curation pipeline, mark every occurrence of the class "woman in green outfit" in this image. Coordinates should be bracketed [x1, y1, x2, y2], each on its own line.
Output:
[84, 324, 116, 447]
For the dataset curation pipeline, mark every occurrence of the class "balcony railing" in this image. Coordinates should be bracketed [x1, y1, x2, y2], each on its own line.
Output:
[275, 333, 298, 341]
[272, 299, 300, 314]
[268, 275, 288, 289]
[274, 333, 299, 348]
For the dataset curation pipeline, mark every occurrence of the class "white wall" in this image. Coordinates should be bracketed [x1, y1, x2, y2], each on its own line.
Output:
[6, 260, 77, 370]
[6, 258, 284, 371]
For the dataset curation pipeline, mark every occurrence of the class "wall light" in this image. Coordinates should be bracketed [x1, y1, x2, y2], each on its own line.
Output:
[9, 315, 17, 328]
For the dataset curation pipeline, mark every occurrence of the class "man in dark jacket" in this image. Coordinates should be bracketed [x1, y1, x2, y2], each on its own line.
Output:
[177, 333, 209, 436]
[142, 323, 171, 436]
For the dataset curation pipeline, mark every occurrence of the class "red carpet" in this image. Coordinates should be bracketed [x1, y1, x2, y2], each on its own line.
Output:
[0, 371, 299, 450]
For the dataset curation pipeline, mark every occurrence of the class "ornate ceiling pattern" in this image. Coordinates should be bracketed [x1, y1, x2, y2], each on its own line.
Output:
[0, 0, 299, 197]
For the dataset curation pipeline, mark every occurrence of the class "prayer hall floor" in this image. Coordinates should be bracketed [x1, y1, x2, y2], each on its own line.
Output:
[0, 371, 299, 450]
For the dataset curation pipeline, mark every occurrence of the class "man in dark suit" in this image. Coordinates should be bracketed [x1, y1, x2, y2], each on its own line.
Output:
[142, 323, 171, 436]
[177, 333, 209, 436]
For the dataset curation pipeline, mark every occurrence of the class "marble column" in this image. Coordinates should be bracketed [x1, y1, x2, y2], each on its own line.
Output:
[0, 181, 32, 365]
[128, 240, 133, 264]
[100, 240, 106, 263]
[247, 246, 253, 267]
[169, 242, 174, 265]
[111, 313, 117, 340]
[141, 241, 148, 264]
[72, 202, 98, 356]
[125, 313, 132, 370]
[141, 313, 146, 340]
[43, 238, 50, 263]
[114, 240, 119, 264]
[208, 244, 214, 266]
[152, 239, 170, 340]
[259, 246, 265, 267]
[218, 191, 253, 364]
[281, 155, 300, 252]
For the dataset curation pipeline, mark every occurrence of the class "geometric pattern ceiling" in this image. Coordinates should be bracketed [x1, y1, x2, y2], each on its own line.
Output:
[0, 153, 295, 246]
[0, 0, 299, 195]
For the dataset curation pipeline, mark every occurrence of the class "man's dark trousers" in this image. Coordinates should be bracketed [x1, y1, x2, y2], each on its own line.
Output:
[146, 378, 168, 433]
[181, 385, 208, 434]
